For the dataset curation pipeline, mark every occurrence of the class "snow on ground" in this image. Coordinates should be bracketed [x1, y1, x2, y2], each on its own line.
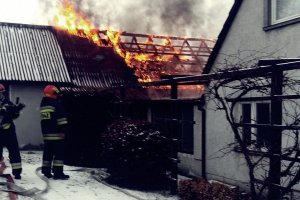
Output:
[0, 150, 179, 200]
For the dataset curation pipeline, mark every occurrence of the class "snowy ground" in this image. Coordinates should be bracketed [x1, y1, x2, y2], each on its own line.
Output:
[0, 150, 179, 200]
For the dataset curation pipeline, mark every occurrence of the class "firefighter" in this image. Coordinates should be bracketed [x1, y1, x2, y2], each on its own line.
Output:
[0, 83, 25, 179]
[40, 85, 69, 180]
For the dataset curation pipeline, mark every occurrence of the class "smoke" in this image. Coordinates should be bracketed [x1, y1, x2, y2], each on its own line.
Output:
[40, 0, 234, 38]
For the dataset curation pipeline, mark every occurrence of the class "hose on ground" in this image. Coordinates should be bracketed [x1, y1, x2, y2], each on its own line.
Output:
[0, 167, 49, 200]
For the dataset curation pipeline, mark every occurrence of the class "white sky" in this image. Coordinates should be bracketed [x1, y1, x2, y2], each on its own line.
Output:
[0, 0, 45, 24]
[0, 0, 234, 38]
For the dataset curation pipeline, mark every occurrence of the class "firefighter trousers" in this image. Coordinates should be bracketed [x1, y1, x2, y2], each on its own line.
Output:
[42, 139, 65, 175]
[0, 126, 22, 176]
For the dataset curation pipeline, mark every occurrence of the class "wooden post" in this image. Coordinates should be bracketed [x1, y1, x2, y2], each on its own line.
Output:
[268, 69, 282, 200]
[171, 81, 178, 100]
[119, 86, 126, 118]
[170, 82, 178, 194]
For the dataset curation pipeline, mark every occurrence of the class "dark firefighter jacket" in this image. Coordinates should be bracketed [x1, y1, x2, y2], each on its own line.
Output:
[40, 97, 68, 140]
[0, 99, 23, 130]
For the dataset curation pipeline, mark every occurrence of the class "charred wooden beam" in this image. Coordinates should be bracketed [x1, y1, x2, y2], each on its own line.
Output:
[144, 61, 300, 86]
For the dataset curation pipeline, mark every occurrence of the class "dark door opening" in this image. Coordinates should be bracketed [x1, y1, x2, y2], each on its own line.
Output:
[61, 92, 116, 167]
[60, 92, 148, 168]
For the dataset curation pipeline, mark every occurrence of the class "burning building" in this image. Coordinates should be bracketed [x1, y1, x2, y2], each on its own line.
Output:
[51, 0, 214, 98]
[0, 0, 215, 166]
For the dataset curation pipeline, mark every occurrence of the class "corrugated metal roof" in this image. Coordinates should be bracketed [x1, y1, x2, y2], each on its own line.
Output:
[55, 30, 138, 88]
[0, 22, 71, 83]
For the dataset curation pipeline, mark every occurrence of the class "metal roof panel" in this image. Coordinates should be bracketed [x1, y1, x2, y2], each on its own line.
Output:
[0, 22, 71, 83]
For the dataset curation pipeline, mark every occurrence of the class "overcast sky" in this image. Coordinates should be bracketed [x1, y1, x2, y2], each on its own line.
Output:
[0, 0, 234, 38]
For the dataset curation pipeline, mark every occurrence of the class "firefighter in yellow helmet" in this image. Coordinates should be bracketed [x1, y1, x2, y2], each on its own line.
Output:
[40, 85, 69, 179]
[0, 83, 25, 179]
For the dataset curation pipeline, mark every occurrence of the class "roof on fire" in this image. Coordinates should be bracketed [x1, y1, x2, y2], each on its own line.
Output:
[54, 29, 138, 89]
[0, 22, 138, 89]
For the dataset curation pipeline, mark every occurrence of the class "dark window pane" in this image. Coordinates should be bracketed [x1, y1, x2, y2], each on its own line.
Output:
[256, 103, 270, 148]
[181, 105, 194, 154]
[242, 104, 251, 145]
[151, 103, 194, 154]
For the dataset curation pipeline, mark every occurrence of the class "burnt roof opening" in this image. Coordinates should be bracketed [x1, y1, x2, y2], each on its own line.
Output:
[54, 29, 139, 89]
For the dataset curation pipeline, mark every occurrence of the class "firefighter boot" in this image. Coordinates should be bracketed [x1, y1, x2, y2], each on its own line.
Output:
[14, 174, 21, 180]
[53, 165, 69, 180]
[43, 173, 53, 179]
[42, 167, 53, 178]
[13, 168, 22, 180]
[53, 172, 70, 180]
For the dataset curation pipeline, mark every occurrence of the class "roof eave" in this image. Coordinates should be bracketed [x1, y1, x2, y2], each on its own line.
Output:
[204, 0, 244, 74]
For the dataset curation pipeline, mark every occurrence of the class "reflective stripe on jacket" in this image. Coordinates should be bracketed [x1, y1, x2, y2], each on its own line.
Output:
[40, 97, 68, 135]
[43, 133, 65, 140]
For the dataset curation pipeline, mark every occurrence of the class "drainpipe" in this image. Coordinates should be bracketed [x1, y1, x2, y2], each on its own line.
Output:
[199, 97, 206, 179]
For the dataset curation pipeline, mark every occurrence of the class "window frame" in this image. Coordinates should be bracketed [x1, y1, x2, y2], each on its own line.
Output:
[241, 103, 252, 146]
[271, 0, 300, 25]
[180, 104, 194, 154]
[150, 102, 194, 154]
[237, 102, 271, 151]
[256, 103, 271, 149]
[264, 0, 300, 31]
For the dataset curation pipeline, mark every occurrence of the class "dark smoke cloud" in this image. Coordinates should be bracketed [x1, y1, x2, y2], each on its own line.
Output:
[160, 0, 201, 36]
[41, 0, 234, 38]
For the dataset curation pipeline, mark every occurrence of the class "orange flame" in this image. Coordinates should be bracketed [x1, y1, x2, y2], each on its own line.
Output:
[53, 0, 101, 45]
[51, 0, 207, 85]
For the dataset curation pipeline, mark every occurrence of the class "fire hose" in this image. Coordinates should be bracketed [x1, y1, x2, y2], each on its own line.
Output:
[0, 167, 166, 200]
[91, 172, 147, 200]
[0, 167, 49, 200]
[0, 167, 146, 200]
[67, 168, 149, 200]
[91, 170, 151, 200]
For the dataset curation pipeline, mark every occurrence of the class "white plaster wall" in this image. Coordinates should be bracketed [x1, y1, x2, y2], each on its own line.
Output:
[216, 0, 300, 62]
[10, 83, 45, 146]
[205, 96, 251, 189]
[204, 0, 300, 190]
[178, 0, 300, 189]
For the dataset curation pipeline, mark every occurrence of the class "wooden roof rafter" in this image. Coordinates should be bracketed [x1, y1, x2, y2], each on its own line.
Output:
[98, 30, 215, 68]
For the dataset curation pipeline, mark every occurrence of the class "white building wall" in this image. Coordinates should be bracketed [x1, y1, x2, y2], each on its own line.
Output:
[10, 83, 45, 146]
[180, 0, 300, 191]
[205, 94, 251, 189]
[217, 0, 300, 62]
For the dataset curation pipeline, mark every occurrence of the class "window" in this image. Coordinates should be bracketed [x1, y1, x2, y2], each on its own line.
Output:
[239, 102, 271, 149]
[271, 0, 300, 24]
[151, 103, 194, 154]
[181, 105, 194, 154]
[256, 103, 271, 148]
[242, 104, 251, 146]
